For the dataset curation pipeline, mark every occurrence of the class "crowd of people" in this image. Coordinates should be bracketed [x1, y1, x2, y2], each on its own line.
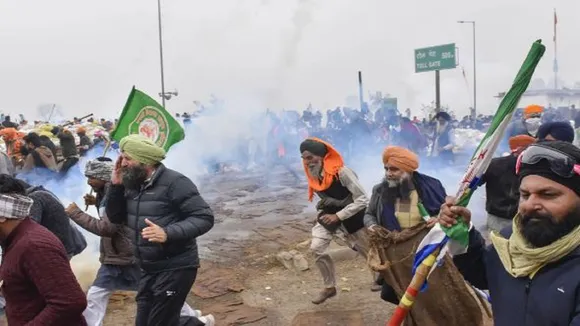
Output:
[177, 102, 580, 176]
[296, 103, 580, 324]
[0, 102, 579, 325]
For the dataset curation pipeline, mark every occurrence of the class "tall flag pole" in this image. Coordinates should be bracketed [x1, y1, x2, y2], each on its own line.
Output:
[553, 8, 558, 89]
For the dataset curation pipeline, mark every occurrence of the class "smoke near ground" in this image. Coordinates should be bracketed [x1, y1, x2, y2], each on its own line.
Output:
[31, 116, 488, 291]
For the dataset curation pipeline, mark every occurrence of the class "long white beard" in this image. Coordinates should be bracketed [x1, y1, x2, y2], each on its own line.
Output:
[307, 164, 322, 178]
[385, 172, 411, 188]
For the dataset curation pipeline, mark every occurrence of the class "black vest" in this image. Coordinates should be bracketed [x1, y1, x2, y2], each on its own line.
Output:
[318, 177, 365, 234]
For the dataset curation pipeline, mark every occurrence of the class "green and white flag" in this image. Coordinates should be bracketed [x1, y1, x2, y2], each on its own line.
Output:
[412, 40, 546, 281]
[111, 87, 185, 151]
[443, 39, 546, 246]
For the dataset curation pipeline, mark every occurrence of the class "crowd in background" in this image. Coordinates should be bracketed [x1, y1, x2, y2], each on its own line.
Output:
[170, 102, 580, 174]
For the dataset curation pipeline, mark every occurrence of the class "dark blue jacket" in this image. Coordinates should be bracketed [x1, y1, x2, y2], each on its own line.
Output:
[453, 227, 580, 326]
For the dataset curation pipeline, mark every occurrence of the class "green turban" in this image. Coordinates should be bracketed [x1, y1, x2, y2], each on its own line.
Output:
[119, 134, 166, 165]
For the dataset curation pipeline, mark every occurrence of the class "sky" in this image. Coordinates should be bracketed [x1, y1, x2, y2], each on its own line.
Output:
[0, 0, 578, 120]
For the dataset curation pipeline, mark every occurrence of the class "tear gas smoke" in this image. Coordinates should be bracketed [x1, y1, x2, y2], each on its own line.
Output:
[20, 105, 491, 291]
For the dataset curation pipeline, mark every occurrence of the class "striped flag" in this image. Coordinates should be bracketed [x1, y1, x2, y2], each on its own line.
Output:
[416, 39, 546, 277]
[388, 40, 546, 326]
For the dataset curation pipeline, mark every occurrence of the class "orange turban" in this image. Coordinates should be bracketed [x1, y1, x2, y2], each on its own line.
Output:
[382, 146, 419, 172]
[523, 104, 543, 118]
[0, 128, 19, 141]
[509, 135, 535, 152]
[76, 126, 86, 134]
[301, 137, 344, 202]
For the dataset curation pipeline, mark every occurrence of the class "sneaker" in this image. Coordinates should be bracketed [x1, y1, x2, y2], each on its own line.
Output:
[199, 314, 215, 326]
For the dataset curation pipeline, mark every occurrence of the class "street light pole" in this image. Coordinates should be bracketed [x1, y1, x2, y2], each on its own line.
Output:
[157, 0, 167, 108]
[458, 20, 476, 118]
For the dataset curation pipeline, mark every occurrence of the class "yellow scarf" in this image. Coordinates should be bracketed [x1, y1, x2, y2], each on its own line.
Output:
[490, 214, 580, 278]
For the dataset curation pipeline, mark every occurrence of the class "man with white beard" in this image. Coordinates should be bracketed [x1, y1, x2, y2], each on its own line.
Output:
[363, 146, 491, 325]
[299, 137, 376, 304]
[363, 146, 445, 303]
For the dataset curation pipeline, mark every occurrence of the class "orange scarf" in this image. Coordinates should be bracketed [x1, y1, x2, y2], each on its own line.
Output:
[302, 137, 345, 201]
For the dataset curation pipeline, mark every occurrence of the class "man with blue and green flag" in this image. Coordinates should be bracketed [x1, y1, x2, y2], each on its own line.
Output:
[443, 139, 580, 325]
[387, 40, 547, 326]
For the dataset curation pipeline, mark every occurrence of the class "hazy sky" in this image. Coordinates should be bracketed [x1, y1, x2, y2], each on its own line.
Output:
[0, 0, 577, 119]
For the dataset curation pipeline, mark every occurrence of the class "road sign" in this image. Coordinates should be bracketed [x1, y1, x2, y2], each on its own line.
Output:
[414, 43, 456, 73]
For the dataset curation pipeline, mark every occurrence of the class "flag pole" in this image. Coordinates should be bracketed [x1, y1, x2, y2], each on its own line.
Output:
[385, 40, 546, 326]
[387, 245, 443, 326]
[157, 0, 167, 108]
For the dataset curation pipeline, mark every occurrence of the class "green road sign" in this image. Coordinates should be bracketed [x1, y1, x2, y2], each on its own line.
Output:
[414, 43, 456, 73]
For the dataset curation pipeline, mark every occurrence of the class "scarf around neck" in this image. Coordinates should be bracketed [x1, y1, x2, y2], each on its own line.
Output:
[303, 138, 344, 201]
[490, 214, 580, 278]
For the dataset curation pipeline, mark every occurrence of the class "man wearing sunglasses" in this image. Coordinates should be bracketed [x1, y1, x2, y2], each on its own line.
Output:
[441, 141, 580, 325]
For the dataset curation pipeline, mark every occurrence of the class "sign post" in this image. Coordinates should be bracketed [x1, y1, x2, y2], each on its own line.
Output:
[414, 43, 457, 112]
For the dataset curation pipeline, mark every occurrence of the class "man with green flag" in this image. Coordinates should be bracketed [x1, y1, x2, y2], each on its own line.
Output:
[111, 87, 185, 152]
[387, 40, 546, 326]
[106, 89, 215, 325]
[106, 134, 215, 326]
[445, 141, 580, 325]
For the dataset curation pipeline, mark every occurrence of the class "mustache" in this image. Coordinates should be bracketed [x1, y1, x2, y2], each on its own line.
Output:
[518, 208, 580, 248]
[121, 165, 148, 190]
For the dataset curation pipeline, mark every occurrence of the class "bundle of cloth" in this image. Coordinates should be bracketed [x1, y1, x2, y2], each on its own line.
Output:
[366, 147, 492, 326]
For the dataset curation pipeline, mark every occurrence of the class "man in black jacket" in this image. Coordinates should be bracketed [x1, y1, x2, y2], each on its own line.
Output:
[0, 174, 87, 259]
[106, 135, 214, 326]
[479, 135, 536, 232]
[444, 141, 580, 325]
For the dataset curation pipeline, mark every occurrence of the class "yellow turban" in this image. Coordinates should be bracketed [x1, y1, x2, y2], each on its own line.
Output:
[382, 146, 419, 172]
[119, 134, 166, 165]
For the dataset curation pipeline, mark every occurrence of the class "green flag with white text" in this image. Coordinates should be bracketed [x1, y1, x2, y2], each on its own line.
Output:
[111, 87, 185, 151]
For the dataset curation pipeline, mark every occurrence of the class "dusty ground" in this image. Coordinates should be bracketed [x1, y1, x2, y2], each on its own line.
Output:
[99, 168, 393, 326]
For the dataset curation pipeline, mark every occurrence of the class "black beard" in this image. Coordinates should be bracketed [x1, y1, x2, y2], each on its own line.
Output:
[518, 205, 580, 248]
[121, 165, 148, 191]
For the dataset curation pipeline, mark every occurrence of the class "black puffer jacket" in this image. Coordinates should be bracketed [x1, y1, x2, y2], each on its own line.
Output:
[26, 185, 87, 257]
[106, 164, 214, 273]
[479, 155, 519, 220]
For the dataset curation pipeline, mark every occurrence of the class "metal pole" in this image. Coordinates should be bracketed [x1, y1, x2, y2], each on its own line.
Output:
[458, 20, 477, 117]
[435, 70, 441, 112]
[157, 0, 166, 108]
[472, 21, 477, 117]
[358, 71, 364, 111]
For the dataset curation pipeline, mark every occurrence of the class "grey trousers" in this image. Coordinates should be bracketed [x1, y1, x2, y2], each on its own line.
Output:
[310, 223, 372, 288]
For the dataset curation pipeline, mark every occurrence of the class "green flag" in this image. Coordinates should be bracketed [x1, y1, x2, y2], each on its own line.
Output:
[111, 87, 185, 151]
[441, 40, 546, 247]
